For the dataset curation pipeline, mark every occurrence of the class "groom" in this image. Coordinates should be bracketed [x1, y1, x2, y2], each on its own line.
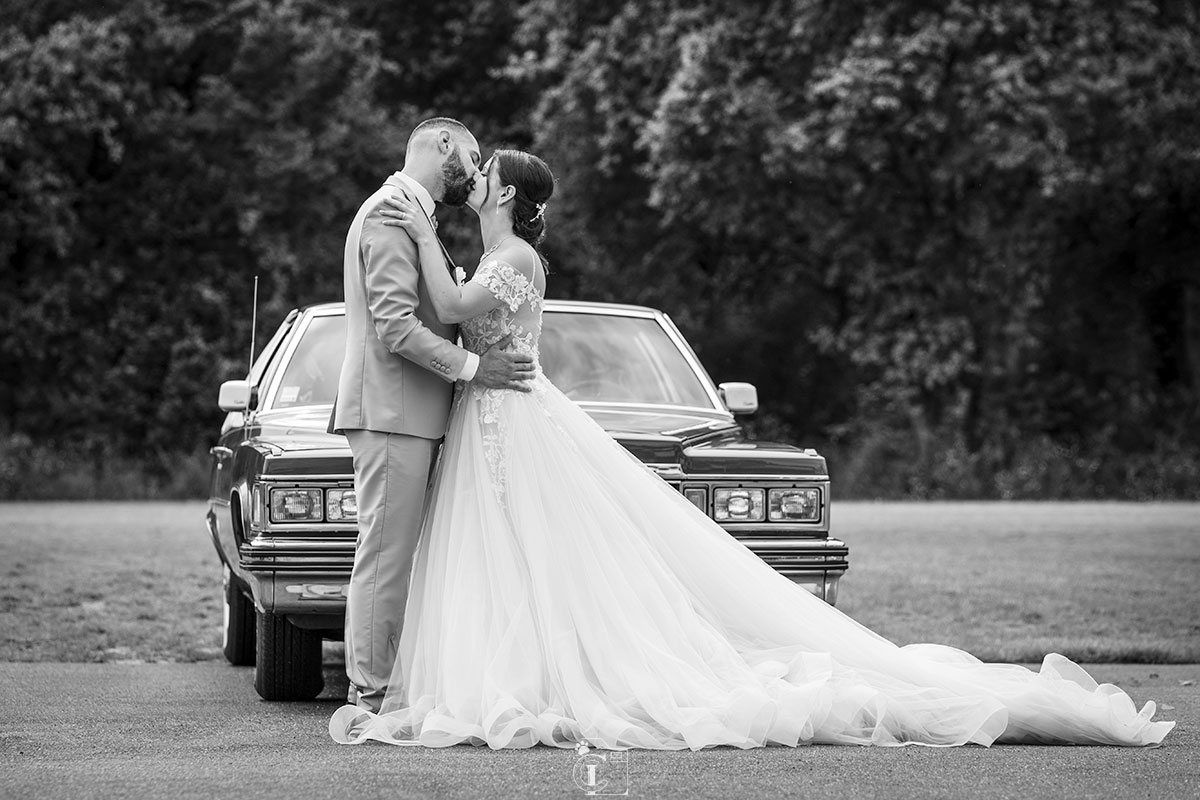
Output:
[329, 117, 534, 712]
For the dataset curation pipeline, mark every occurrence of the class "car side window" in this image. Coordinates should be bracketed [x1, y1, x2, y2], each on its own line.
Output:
[246, 310, 297, 390]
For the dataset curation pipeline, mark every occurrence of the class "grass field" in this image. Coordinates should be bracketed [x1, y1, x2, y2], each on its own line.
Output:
[0, 501, 1196, 663]
[0, 502, 224, 662]
[831, 502, 1200, 662]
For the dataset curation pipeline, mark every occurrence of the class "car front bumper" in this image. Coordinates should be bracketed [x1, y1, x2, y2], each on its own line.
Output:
[235, 538, 354, 619]
[235, 532, 849, 616]
[734, 536, 849, 604]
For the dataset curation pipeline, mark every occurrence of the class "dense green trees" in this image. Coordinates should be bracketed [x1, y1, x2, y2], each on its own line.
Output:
[525, 0, 1200, 496]
[1, 0, 407, 493]
[2, 0, 1197, 498]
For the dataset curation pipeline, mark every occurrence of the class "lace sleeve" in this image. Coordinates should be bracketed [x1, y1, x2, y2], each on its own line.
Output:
[472, 259, 532, 313]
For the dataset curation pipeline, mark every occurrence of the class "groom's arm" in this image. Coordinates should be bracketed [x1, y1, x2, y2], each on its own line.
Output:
[360, 208, 478, 382]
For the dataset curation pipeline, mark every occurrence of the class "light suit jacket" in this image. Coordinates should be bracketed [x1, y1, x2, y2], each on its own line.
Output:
[328, 174, 469, 439]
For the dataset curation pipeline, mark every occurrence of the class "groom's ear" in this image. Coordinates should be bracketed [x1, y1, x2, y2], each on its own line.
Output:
[435, 129, 454, 154]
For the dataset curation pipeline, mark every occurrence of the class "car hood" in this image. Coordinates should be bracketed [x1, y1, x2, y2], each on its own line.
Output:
[248, 404, 826, 478]
[570, 405, 827, 477]
[247, 407, 350, 476]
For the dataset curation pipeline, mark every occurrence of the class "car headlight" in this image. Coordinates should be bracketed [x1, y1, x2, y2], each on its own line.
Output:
[713, 488, 765, 522]
[326, 488, 358, 521]
[769, 488, 820, 521]
[269, 488, 323, 523]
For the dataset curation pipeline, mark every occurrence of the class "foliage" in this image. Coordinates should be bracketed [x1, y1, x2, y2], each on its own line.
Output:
[0, 0, 408, 477]
[1, 0, 1198, 498]
[519, 0, 1200, 498]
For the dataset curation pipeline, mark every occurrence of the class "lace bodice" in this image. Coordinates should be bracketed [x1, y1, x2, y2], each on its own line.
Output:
[456, 257, 549, 510]
[460, 258, 544, 362]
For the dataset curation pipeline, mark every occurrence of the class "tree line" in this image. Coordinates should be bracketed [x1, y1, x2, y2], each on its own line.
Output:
[2, 0, 1197, 499]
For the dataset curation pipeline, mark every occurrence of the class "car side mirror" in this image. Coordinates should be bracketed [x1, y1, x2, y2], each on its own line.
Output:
[218, 380, 252, 411]
[719, 382, 758, 415]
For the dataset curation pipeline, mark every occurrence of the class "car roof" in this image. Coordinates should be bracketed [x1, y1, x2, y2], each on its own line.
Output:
[302, 299, 662, 318]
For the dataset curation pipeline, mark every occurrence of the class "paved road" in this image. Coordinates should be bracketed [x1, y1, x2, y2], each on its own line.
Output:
[0, 661, 1195, 800]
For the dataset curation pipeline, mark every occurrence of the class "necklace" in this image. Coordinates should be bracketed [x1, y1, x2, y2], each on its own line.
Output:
[479, 234, 517, 263]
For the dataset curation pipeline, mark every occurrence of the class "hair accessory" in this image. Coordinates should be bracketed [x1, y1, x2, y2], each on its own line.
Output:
[531, 202, 546, 223]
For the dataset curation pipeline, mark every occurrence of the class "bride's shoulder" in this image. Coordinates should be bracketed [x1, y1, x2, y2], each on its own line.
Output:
[492, 240, 543, 284]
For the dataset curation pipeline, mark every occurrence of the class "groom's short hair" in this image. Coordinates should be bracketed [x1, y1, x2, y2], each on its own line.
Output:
[408, 117, 471, 152]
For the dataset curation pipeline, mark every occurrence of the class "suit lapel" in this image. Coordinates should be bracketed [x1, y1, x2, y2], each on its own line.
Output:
[383, 174, 456, 279]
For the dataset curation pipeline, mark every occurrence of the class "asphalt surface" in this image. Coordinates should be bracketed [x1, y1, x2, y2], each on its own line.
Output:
[0, 660, 1195, 800]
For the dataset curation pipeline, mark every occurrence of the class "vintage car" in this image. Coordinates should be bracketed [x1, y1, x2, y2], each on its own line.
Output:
[206, 300, 847, 700]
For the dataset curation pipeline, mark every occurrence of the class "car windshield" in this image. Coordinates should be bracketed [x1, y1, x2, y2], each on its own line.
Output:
[271, 314, 346, 409]
[540, 312, 714, 407]
[266, 309, 714, 410]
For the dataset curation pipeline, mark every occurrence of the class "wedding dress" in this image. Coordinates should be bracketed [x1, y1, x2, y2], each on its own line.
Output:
[329, 257, 1173, 750]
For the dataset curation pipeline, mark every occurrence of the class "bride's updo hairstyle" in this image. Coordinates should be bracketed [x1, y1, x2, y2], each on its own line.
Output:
[495, 149, 555, 253]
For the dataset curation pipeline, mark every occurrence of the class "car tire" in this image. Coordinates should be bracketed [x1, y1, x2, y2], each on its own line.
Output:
[222, 565, 256, 666]
[254, 610, 324, 701]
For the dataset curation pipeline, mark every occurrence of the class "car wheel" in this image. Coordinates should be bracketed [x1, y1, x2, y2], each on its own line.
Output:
[222, 564, 256, 666]
[254, 610, 324, 701]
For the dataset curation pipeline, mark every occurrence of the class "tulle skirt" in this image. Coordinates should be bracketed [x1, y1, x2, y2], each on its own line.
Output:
[329, 375, 1174, 750]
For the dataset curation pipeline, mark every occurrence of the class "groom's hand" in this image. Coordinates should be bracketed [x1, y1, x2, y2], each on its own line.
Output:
[473, 334, 535, 392]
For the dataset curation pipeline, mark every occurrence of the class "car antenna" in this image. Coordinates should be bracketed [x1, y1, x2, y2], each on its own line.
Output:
[246, 275, 259, 417]
[248, 274, 259, 378]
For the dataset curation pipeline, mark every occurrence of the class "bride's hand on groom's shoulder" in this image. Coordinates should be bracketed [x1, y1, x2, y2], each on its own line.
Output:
[473, 334, 535, 392]
[380, 192, 435, 245]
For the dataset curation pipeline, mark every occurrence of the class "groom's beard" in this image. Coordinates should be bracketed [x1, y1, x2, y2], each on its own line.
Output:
[441, 155, 474, 207]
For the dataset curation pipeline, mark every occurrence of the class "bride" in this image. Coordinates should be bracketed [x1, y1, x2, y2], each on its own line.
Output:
[328, 149, 1173, 750]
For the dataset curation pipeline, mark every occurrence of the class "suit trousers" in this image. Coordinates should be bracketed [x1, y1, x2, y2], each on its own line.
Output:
[343, 429, 439, 711]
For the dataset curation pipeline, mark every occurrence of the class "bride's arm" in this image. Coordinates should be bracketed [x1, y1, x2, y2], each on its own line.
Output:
[380, 192, 503, 324]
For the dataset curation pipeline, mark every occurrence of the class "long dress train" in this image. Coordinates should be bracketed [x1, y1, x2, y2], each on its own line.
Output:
[329, 257, 1174, 750]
